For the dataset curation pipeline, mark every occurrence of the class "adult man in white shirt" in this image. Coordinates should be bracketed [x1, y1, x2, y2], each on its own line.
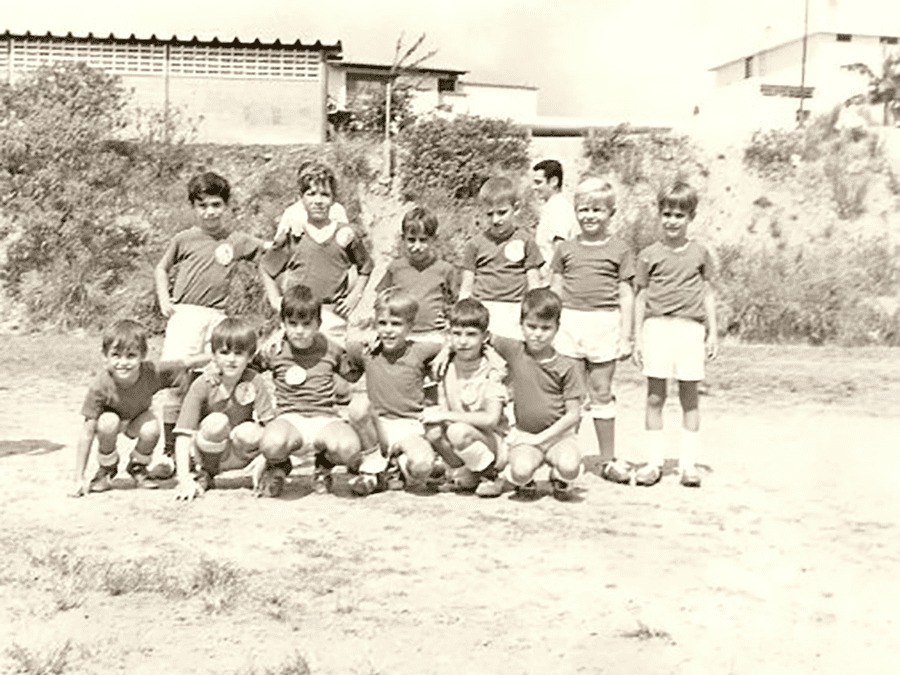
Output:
[532, 159, 579, 285]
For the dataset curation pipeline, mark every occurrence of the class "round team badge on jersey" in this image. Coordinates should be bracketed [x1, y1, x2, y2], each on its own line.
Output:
[284, 365, 307, 386]
[234, 381, 257, 406]
[334, 226, 355, 248]
[214, 242, 235, 266]
[504, 240, 525, 262]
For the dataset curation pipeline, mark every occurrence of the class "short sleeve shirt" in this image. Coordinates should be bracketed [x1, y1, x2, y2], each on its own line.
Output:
[551, 236, 635, 310]
[536, 193, 579, 265]
[345, 339, 442, 419]
[635, 240, 713, 323]
[255, 334, 354, 416]
[262, 222, 373, 303]
[439, 355, 508, 431]
[174, 368, 275, 435]
[167, 227, 266, 310]
[376, 257, 457, 332]
[275, 201, 349, 240]
[81, 361, 186, 421]
[462, 228, 543, 302]
[492, 337, 585, 434]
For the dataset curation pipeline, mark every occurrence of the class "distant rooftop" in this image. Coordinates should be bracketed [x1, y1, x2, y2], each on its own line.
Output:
[330, 59, 467, 77]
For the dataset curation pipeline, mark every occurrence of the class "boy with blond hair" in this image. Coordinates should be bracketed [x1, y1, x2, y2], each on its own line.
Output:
[345, 291, 443, 495]
[550, 177, 634, 484]
[633, 181, 718, 488]
[491, 289, 586, 500]
[153, 171, 268, 475]
[376, 205, 457, 342]
[422, 298, 508, 497]
[458, 176, 543, 339]
[173, 317, 275, 500]
[71, 320, 203, 496]
[252, 284, 364, 498]
[260, 162, 372, 345]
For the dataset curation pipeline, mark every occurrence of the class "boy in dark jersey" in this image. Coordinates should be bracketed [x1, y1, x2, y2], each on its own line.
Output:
[633, 182, 718, 488]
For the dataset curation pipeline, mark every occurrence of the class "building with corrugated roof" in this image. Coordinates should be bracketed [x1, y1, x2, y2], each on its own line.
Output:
[1, 30, 341, 144]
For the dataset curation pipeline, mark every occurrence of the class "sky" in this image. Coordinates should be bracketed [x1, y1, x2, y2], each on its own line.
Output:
[6, 0, 899, 123]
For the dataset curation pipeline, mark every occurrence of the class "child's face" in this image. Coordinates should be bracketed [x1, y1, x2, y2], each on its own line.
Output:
[104, 345, 144, 386]
[193, 194, 227, 233]
[575, 194, 614, 240]
[520, 314, 558, 356]
[660, 204, 693, 245]
[284, 316, 320, 350]
[403, 232, 435, 265]
[212, 347, 251, 382]
[450, 325, 486, 362]
[531, 170, 556, 202]
[301, 183, 334, 226]
[480, 200, 516, 239]
[375, 312, 411, 352]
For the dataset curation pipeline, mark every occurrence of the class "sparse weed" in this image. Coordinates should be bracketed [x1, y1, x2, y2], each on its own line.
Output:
[233, 652, 312, 675]
[621, 620, 672, 642]
[5, 640, 73, 675]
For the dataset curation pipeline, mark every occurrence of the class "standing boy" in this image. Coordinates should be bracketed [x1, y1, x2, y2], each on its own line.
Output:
[421, 298, 509, 497]
[633, 182, 718, 488]
[491, 289, 586, 500]
[272, 161, 350, 248]
[71, 320, 201, 496]
[260, 162, 372, 345]
[532, 159, 579, 284]
[252, 284, 364, 498]
[550, 178, 634, 484]
[376, 206, 457, 342]
[173, 318, 275, 500]
[345, 291, 443, 496]
[458, 177, 543, 340]
[154, 171, 268, 475]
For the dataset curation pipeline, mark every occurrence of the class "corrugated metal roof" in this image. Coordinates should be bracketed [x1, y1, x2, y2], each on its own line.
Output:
[330, 60, 467, 76]
[0, 30, 341, 51]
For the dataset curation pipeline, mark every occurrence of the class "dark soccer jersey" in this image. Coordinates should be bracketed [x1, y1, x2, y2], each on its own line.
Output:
[462, 228, 543, 303]
[175, 368, 275, 434]
[635, 240, 713, 323]
[491, 337, 585, 434]
[345, 339, 442, 419]
[376, 257, 457, 332]
[81, 361, 186, 421]
[167, 227, 266, 310]
[551, 236, 635, 310]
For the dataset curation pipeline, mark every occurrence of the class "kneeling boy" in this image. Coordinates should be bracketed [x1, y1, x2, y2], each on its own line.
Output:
[492, 289, 586, 499]
[173, 318, 276, 501]
[421, 299, 508, 497]
[253, 284, 364, 498]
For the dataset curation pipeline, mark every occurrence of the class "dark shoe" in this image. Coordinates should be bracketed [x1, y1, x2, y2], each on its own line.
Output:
[600, 459, 632, 485]
[126, 462, 159, 490]
[634, 464, 662, 487]
[680, 468, 702, 488]
[256, 460, 292, 498]
[89, 464, 117, 493]
[475, 476, 509, 498]
[550, 477, 574, 501]
[194, 469, 214, 493]
[513, 479, 538, 499]
[349, 472, 384, 496]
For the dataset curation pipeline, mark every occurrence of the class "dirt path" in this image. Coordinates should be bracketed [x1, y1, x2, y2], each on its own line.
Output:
[1, 348, 898, 674]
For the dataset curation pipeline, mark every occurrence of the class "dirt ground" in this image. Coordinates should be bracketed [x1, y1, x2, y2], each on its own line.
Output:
[1, 336, 899, 674]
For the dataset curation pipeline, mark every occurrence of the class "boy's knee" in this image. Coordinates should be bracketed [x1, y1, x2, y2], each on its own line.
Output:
[259, 424, 292, 461]
[508, 453, 538, 485]
[647, 391, 666, 409]
[553, 454, 582, 481]
[424, 424, 445, 446]
[445, 422, 475, 449]
[197, 412, 231, 455]
[136, 417, 161, 444]
[96, 412, 121, 437]
[321, 427, 362, 466]
[231, 421, 263, 451]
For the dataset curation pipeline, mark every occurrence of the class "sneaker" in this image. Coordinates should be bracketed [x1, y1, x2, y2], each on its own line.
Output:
[256, 460, 291, 498]
[127, 462, 159, 490]
[89, 465, 116, 493]
[513, 479, 539, 499]
[385, 456, 405, 491]
[349, 472, 383, 496]
[634, 464, 662, 487]
[194, 469, 214, 493]
[680, 468, 702, 488]
[475, 476, 509, 498]
[313, 471, 333, 495]
[147, 457, 175, 481]
[550, 477, 574, 501]
[600, 459, 632, 485]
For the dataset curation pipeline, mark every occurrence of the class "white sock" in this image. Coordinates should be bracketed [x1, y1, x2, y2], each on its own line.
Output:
[647, 430, 665, 468]
[679, 429, 699, 473]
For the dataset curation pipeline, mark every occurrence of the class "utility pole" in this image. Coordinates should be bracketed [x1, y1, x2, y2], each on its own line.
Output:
[797, 0, 810, 125]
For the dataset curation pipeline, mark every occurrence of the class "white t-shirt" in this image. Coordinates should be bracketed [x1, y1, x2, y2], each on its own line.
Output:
[535, 192, 578, 275]
[274, 201, 349, 242]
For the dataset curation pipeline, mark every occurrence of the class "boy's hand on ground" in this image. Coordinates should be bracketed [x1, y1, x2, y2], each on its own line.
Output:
[68, 479, 89, 498]
[174, 478, 203, 502]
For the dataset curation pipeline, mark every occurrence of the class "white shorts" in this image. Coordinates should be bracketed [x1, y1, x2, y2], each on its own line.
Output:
[555, 308, 620, 363]
[642, 316, 705, 381]
[279, 413, 346, 452]
[481, 300, 521, 340]
[161, 304, 226, 362]
[378, 417, 426, 454]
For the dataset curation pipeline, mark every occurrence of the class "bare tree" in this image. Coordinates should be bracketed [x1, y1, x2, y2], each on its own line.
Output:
[843, 51, 900, 126]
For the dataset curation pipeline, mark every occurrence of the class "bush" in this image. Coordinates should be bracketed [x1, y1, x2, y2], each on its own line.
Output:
[345, 79, 415, 136]
[396, 114, 530, 200]
[583, 126, 704, 187]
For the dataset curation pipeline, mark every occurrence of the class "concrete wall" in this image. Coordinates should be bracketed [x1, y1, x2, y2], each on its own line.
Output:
[453, 82, 538, 122]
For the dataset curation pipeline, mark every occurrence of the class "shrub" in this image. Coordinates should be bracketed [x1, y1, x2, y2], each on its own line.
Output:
[583, 126, 703, 187]
[345, 79, 415, 135]
[396, 114, 530, 200]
